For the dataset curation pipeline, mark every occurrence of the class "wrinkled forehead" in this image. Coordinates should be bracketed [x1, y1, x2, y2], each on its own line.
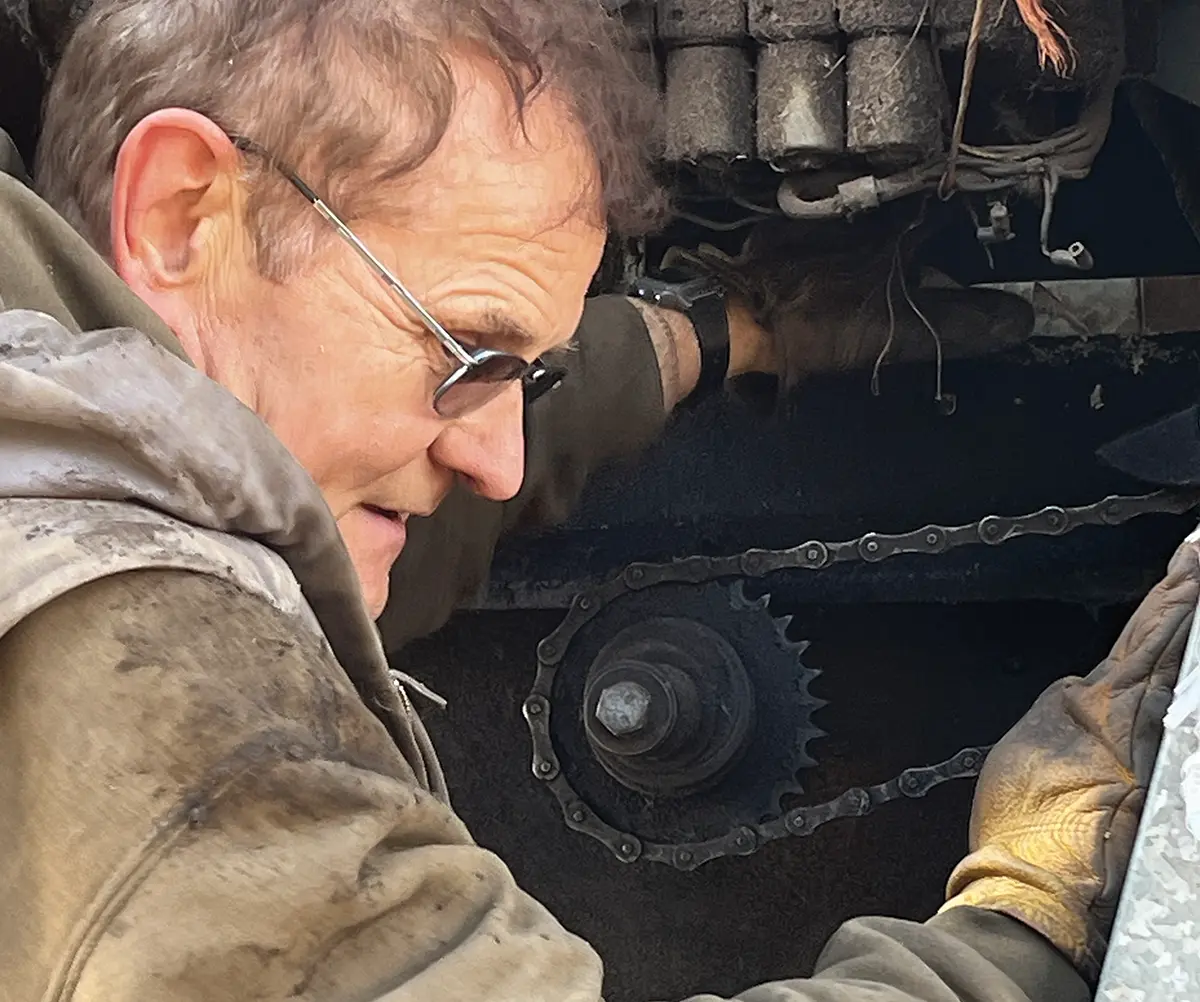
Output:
[391, 52, 605, 240]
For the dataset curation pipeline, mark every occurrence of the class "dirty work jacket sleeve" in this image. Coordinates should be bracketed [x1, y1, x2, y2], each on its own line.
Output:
[379, 294, 669, 651]
[0, 567, 1088, 1002]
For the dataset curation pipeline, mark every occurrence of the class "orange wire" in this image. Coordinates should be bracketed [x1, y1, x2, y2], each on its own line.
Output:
[1014, 0, 1078, 77]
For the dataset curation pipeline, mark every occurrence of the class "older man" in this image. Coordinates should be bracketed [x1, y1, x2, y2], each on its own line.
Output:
[0, 1, 1186, 1001]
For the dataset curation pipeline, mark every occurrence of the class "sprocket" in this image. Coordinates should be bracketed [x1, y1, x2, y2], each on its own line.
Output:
[545, 579, 826, 847]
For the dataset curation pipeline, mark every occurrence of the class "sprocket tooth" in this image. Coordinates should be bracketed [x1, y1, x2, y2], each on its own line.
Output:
[792, 749, 819, 770]
[729, 579, 769, 612]
[773, 614, 794, 642]
[796, 666, 823, 687]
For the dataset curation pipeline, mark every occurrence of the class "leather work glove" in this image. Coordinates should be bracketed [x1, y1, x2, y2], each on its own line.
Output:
[667, 211, 1034, 389]
[941, 533, 1200, 984]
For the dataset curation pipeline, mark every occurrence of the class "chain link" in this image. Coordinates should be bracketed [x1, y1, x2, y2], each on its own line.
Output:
[524, 488, 1200, 870]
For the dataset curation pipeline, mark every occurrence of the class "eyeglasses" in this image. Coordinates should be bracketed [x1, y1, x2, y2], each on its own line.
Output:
[229, 135, 565, 419]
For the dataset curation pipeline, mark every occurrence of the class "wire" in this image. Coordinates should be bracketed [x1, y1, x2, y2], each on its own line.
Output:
[939, 0, 988, 199]
[675, 211, 769, 231]
[731, 195, 780, 216]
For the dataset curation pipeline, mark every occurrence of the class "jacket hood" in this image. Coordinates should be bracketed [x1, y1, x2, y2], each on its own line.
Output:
[0, 307, 444, 790]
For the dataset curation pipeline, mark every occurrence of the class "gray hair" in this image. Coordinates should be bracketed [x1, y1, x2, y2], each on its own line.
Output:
[34, 0, 666, 278]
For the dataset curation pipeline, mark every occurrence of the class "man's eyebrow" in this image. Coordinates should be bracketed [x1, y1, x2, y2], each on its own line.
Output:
[469, 309, 539, 352]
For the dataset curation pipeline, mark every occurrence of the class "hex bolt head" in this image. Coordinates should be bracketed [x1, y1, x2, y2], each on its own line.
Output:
[595, 680, 653, 737]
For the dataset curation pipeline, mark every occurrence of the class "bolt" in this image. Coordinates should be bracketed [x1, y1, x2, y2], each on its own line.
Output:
[925, 532, 939, 546]
[865, 539, 880, 554]
[595, 680, 652, 737]
[578, 596, 592, 611]
[570, 809, 586, 823]
[537, 760, 554, 775]
[786, 810, 811, 835]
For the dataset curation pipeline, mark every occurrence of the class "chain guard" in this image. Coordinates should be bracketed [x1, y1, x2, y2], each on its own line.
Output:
[523, 488, 1200, 871]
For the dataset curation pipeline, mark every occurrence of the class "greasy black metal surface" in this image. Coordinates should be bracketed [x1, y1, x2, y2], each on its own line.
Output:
[0, 2, 44, 160]
[482, 337, 1200, 607]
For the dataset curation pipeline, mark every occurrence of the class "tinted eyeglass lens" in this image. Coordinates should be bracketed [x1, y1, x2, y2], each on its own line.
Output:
[433, 353, 530, 418]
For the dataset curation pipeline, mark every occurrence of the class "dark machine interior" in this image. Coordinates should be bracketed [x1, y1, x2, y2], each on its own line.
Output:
[401, 77, 1200, 1002]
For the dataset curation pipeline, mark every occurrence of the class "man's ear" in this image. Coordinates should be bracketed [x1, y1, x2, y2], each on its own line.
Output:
[110, 108, 242, 321]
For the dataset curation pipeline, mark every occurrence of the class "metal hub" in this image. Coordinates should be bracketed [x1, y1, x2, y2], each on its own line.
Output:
[582, 618, 754, 798]
[528, 580, 829, 857]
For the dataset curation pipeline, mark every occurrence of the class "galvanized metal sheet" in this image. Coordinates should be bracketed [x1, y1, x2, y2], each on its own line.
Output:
[1097, 525, 1200, 1001]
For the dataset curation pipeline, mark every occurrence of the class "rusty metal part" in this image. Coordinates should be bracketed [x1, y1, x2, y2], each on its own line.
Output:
[981, 275, 1200, 339]
[756, 39, 845, 167]
[664, 45, 754, 162]
[846, 34, 944, 168]
[524, 487, 1200, 869]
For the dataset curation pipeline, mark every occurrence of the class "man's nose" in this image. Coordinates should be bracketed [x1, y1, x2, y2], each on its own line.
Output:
[432, 382, 526, 502]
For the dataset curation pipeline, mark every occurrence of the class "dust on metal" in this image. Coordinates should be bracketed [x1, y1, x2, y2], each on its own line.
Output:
[595, 680, 653, 736]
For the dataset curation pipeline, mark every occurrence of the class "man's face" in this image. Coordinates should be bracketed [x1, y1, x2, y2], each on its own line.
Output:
[204, 64, 606, 616]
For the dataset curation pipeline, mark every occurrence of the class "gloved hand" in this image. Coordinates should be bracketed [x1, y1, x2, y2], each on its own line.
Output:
[941, 534, 1199, 984]
[667, 212, 1034, 389]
